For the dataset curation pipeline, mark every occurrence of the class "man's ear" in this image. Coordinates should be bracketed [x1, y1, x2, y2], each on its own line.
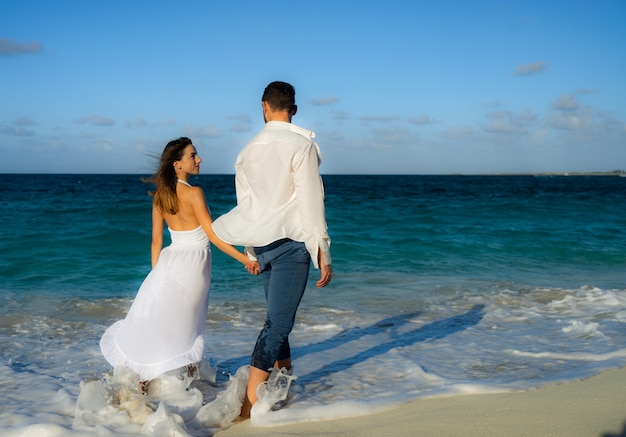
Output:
[291, 105, 298, 116]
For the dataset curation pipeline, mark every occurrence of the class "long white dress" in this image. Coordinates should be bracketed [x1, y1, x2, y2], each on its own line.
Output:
[100, 226, 212, 381]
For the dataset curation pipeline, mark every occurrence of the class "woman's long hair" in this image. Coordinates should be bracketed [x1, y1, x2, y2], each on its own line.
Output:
[144, 137, 192, 214]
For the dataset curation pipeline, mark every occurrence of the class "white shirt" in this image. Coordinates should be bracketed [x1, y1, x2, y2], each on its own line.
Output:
[212, 121, 331, 269]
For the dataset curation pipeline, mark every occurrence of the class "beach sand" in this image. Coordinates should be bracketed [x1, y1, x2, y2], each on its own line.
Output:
[216, 366, 626, 437]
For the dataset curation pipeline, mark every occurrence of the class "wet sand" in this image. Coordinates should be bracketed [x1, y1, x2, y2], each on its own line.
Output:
[216, 366, 626, 437]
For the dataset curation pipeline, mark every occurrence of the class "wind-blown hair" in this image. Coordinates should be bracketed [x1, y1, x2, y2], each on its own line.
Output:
[262, 81, 296, 112]
[145, 137, 193, 214]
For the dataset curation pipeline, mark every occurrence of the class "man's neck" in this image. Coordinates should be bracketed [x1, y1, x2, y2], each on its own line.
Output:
[265, 111, 292, 123]
[263, 101, 294, 123]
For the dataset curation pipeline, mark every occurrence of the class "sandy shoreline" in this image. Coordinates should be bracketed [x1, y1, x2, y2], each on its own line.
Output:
[216, 366, 626, 437]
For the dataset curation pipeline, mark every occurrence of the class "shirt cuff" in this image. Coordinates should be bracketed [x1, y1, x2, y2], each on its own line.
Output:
[244, 246, 257, 261]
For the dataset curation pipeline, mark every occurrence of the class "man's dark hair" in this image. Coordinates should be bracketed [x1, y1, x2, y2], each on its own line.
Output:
[262, 81, 296, 112]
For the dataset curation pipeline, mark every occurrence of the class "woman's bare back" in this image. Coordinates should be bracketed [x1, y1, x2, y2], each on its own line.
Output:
[163, 183, 204, 231]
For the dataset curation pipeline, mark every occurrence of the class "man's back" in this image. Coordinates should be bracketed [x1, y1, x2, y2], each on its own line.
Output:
[236, 121, 320, 213]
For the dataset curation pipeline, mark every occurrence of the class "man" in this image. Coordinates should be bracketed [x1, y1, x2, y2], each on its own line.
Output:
[212, 81, 332, 417]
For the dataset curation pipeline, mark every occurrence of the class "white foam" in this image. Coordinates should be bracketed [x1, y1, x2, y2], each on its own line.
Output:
[250, 367, 297, 421]
[509, 348, 626, 361]
[561, 320, 604, 337]
[1, 285, 626, 435]
[195, 366, 247, 429]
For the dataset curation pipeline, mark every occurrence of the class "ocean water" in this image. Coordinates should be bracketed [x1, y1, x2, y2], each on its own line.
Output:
[1, 174, 625, 435]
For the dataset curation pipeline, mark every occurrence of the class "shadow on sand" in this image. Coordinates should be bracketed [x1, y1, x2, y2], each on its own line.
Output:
[602, 420, 626, 437]
[217, 304, 485, 384]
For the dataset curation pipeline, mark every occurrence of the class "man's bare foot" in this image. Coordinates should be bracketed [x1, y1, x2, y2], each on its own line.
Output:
[239, 394, 252, 419]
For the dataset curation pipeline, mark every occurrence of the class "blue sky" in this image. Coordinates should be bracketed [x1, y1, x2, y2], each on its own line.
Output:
[1, 0, 624, 174]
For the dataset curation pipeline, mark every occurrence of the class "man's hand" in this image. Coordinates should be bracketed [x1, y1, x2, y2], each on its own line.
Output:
[316, 263, 332, 288]
[316, 251, 332, 288]
[245, 261, 260, 275]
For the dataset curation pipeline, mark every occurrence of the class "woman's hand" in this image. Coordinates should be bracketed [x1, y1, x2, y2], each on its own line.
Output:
[245, 261, 260, 275]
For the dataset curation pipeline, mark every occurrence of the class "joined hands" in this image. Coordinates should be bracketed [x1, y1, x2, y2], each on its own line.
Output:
[245, 262, 260, 275]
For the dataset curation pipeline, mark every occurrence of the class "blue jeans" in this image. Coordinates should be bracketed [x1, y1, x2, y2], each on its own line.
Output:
[250, 239, 311, 371]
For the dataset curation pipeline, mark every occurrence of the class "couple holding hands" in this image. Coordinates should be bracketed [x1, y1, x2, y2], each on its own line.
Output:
[99, 81, 332, 418]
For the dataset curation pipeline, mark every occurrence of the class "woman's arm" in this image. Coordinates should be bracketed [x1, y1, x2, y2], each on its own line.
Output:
[151, 204, 164, 268]
[190, 187, 259, 273]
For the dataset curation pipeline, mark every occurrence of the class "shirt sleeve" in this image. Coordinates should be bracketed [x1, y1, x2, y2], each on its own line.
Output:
[234, 155, 250, 207]
[292, 141, 332, 269]
[233, 156, 257, 260]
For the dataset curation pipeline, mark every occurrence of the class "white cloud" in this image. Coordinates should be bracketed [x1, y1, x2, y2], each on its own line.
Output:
[548, 110, 593, 131]
[369, 125, 415, 148]
[227, 114, 252, 132]
[528, 126, 551, 146]
[518, 108, 537, 122]
[228, 113, 251, 123]
[484, 101, 504, 108]
[514, 61, 548, 76]
[332, 111, 350, 121]
[155, 118, 176, 127]
[441, 126, 474, 140]
[0, 38, 43, 56]
[576, 88, 598, 95]
[99, 138, 117, 152]
[324, 131, 345, 142]
[0, 125, 35, 136]
[182, 124, 221, 139]
[483, 119, 527, 135]
[14, 117, 35, 126]
[359, 115, 399, 124]
[483, 108, 536, 136]
[408, 115, 435, 125]
[229, 124, 252, 133]
[0, 117, 37, 136]
[551, 94, 580, 111]
[311, 96, 339, 106]
[125, 117, 176, 128]
[125, 118, 147, 128]
[76, 116, 116, 127]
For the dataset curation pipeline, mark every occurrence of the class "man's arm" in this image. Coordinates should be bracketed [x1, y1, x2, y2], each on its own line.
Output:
[293, 142, 332, 273]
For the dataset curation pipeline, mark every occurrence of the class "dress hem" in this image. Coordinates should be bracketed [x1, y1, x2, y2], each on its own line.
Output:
[100, 321, 205, 381]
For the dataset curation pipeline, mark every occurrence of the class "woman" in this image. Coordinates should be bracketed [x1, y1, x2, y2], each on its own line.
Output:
[100, 137, 258, 383]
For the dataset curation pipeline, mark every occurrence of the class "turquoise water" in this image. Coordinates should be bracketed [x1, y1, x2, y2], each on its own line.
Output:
[3, 174, 623, 295]
[1, 174, 625, 434]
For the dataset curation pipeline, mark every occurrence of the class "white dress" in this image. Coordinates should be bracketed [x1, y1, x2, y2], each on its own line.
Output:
[100, 226, 212, 381]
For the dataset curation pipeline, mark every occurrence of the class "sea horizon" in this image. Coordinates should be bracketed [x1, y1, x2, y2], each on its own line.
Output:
[2, 170, 626, 176]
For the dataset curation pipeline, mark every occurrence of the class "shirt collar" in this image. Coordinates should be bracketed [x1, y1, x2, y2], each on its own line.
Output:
[265, 121, 316, 139]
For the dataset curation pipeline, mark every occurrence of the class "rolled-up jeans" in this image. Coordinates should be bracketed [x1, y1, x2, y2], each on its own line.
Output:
[250, 238, 311, 371]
